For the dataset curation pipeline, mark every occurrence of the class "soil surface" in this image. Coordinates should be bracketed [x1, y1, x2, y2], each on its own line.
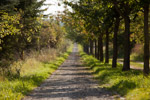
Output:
[23, 44, 120, 100]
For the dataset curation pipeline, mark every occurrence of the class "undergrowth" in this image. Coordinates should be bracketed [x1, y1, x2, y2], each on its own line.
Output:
[0, 45, 72, 100]
[80, 52, 150, 100]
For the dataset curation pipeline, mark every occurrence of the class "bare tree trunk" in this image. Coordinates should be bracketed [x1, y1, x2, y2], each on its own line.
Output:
[112, 16, 120, 68]
[122, 16, 130, 71]
[105, 30, 109, 63]
[98, 38, 100, 60]
[84, 44, 89, 54]
[90, 39, 94, 55]
[20, 50, 24, 60]
[98, 35, 104, 62]
[143, 4, 149, 75]
[87, 44, 89, 54]
[95, 39, 97, 58]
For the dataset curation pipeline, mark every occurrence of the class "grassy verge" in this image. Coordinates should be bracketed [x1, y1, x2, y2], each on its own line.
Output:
[130, 62, 143, 68]
[117, 59, 143, 68]
[0, 46, 72, 100]
[80, 52, 150, 100]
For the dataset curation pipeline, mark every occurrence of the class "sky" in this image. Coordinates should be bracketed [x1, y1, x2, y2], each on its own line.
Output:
[41, 0, 70, 15]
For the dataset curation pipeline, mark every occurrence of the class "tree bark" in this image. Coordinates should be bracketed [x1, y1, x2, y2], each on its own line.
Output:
[20, 50, 24, 60]
[143, 4, 149, 75]
[83, 45, 87, 53]
[87, 44, 89, 54]
[113, 1, 131, 71]
[105, 30, 109, 63]
[90, 39, 93, 55]
[95, 39, 97, 58]
[98, 35, 104, 62]
[85, 44, 88, 54]
[86, 44, 89, 54]
[98, 38, 100, 60]
[122, 16, 130, 71]
[112, 16, 120, 68]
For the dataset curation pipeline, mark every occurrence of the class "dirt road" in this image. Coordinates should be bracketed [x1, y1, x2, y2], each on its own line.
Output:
[23, 44, 117, 100]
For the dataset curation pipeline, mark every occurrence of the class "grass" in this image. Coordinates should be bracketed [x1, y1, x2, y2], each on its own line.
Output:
[0, 45, 72, 100]
[130, 62, 143, 68]
[117, 58, 143, 68]
[80, 52, 150, 100]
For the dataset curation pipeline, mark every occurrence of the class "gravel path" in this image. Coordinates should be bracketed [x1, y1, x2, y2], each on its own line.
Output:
[23, 44, 117, 100]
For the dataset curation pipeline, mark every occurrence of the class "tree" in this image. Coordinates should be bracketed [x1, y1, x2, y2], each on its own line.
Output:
[112, 12, 120, 68]
[142, 0, 150, 75]
[0, 0, 46, 60]
[14, 0, 45, 60]
[112, 0, 139, 71]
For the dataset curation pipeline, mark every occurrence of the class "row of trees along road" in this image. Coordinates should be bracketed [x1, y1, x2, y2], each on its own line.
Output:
[0, 0, 66, 62]
[61, 0, 150, 75]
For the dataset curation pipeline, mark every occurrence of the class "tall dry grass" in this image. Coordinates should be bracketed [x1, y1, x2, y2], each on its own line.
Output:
[0, 43, 71, 81]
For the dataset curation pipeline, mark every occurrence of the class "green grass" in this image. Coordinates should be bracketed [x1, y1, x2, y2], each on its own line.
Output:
[131, 52, 150, 63]
[0, 50, 71, 100]
[130, 62, 143, 68]
[117, 58, 143, 68]
[80, 52, 150, 100]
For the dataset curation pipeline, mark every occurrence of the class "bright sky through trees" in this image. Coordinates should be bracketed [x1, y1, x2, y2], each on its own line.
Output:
[41, 0, 72, 15]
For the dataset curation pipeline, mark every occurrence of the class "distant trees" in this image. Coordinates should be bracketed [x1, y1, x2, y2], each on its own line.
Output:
[63, 0, 150, 75]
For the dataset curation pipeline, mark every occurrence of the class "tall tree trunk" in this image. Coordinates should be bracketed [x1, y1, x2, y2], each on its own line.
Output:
[105, 30, 109, 63]
[86, 44, 89, 54]
[98, 38, 100, 60]
[98, 35, 104, 62]
[83, 45, 86, 53]
[84, 44, 87, 54]
[87, 44, 89, 54]
[143, 4, 149, 75]
[90, 39, 93, 55]
[95, 39, 97, 58]
[20, 50, 24, 60]
[122, 16, 130, 71]
[112, 16, 120, 68]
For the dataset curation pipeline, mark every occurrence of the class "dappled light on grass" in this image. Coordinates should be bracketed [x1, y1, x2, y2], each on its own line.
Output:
[80, 52, 150, 100]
